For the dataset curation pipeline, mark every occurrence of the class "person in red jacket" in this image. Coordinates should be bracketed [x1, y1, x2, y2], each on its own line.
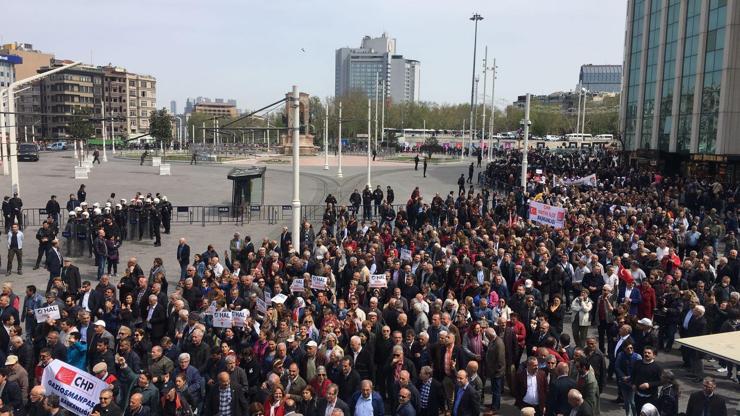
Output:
[638, 280, 657, 320]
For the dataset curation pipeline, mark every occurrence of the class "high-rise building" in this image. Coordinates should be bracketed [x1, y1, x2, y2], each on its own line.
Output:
[579, 64, 622, 93]
[0, 53, 22, 88]
[170, 100, 177, 114]
[620, 0, 739, 179]
[126, 72, 157, 135]
[335, 33, 421, 103]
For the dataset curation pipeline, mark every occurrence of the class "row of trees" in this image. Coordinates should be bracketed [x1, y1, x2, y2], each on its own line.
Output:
[184, 91, 619, 146]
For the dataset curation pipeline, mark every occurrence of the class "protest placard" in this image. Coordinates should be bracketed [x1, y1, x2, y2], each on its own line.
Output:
[271, 293, 288, 304]
[290, 278, 305, 293]
[256, 298, 267, 314]
[400, 248, 412, 261]
[232, 310, 248, 328]
[310, 275, 327, 290]
[369, 274, 387, 288]
[34, 305, 61, 322]
[212, 311, 233, 328]
[528, 201, 567, 229]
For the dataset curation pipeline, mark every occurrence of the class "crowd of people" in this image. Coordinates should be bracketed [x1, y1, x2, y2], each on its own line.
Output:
[0, 148, 737, 416]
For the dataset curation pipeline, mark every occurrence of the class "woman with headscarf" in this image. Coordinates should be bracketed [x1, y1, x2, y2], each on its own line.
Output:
[639, 402, 659, 416]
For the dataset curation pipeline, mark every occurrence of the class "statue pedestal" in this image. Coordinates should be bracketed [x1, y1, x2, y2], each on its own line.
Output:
[281, 134, 317, 156]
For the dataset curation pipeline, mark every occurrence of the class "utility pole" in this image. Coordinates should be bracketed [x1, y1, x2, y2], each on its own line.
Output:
[575, 84, 582, 136]
[488, 58, 496, 161]
[481, 47, 488, 154]
[468, 13, 483, 159]
[521, 93, 531, 189]
[337, 102, 343, 178]
[266, 112, 270, 153]
[366, 98, 371, 188]
[374, 73, 379, 153]
[380, 82, 386, 153]
[291, 86, 301, 251]
[323, 101, 329, 170]
[101, 99, 107, 162]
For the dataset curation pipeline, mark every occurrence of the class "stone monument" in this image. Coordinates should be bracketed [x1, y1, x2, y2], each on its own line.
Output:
[281, 91, 317, 155]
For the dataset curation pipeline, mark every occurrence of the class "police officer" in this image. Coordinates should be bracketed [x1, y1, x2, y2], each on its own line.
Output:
[150, 199, 162, 246]
[349, 189, 361, 215]
[34, 221, 54, 270]
[372, 186, 383, 216]
[362, 185, 373, 221]
[160, 196, 172, 234]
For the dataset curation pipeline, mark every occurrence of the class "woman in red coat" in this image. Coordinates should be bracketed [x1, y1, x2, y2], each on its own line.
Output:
[264, 385, 286, 416]
[638, 280, 657, 319]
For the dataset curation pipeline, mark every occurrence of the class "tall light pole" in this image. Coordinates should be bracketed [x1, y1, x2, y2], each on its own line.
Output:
[374, 73, 379, 153]
[323, 100, 329, 170]
[581, 88, 588, 136]
[575, 84, 582, 136]
[468, 13, 483, 159]
[480, 47, 488, 154]
[266, 112, 271, 153]
[520, 93, 531, 189]
[337, 102, 343, 178]
[290, 86, 301, 252]
[488, 58, 497, 161]
[3, 61, 81, 194]
[101, 99, 108, 162]
[366, 98, 371, 188]
[380, 82, 386, 153]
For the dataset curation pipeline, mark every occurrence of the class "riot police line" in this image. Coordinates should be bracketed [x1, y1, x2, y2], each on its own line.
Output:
[61, 195, 173, 258]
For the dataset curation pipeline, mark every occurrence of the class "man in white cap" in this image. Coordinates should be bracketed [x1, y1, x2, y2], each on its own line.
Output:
[300, 340, 324, 382]
[5, 355, 28, 404]
[634, 318, 657, 355]
[87, 320, 114, 365]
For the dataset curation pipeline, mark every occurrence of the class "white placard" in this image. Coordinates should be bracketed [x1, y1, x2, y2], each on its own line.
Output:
[290, 278, 305, 293]
[271, 293, 288, 304]
[205, 301, 217, 316]
[42, 359, 109, 415]
[256, 298, 267, 314]
[369, 274, 387, 288]
[253, 320, 260, 335]
[264, 292, 272, 304]
[310, 275, 327, 290]
[232, 310, 249, 328]
[212, 311, 233, 328]
[400, 248, 412, 261]
[528, 201, 567, 229]
[34, 305, 61, 322]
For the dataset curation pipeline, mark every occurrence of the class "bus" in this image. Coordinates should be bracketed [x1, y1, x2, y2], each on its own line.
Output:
[565, 133, 593, 141]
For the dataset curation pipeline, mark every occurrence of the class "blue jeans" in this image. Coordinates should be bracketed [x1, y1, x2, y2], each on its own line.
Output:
[489, 376, 502, 410]
[619, 382, 635, 416]
[95, 254, 106, 280]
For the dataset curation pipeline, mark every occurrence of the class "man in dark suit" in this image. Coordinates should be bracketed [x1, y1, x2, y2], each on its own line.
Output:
[349, 335, 373, 381]
[144, 295, 167, 345]
[59, 258, 80, 296]
[0, 296, 19, 325]
[547, 363, 576, 416]
[567, 389, 594, 416]
[336, 357, 361, 404]
[685, 376, 727, 416]
[280, 227, 292, 256]
[431, 331, 463, 409]
[204, 372, 248, 415]
[514, 356, 548, 415]
[0, 368, 23, 416]
[395, 387, 416, 416]
[44, 239, 64, 291]
[683, 305, 708, 382]
[484, 328, 505, 412]
[417, 365, 444, 416]
[452, 369, 479, 416]
[317, 384, 350, 416]
[176, 238, 190, 280]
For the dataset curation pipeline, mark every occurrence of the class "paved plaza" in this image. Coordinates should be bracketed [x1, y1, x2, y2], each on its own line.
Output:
[0, 151, 736, 415]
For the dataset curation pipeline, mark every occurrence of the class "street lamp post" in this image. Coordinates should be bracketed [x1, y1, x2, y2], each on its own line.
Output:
[366, 98, 371, 188]
[101, 99, 108, 162]
[337, 102, 343, 178]
[3, 61, 81, 194]
[480, 47, 488, 155]
[488, 58, 497, 161]
[581, 88, 588, 136]
[575, 84, 582, 136]
[374, 73, 379, 154]
[520, 93, 531, 189]
[323, 102, 329, 170]
[290, 86, 301, 252]
[380, 82, 385, 154]
[468, 13, 483, 159]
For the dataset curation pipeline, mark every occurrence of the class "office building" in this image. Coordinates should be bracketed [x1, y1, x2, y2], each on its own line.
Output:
[184, 97, 237, 115]
[126, 72, 157, 135]
[620, 0, 739, 180]
[579, 64, 622, 93]
[193, 102, 238, 118]
[170, 100, 177, 114]
[0, 53, 22, 88]
[101, 66, 129, 139]
[335, 33, 421, 103]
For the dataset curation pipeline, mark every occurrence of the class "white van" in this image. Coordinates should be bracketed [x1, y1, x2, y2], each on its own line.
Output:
[565, 133, 593, 141]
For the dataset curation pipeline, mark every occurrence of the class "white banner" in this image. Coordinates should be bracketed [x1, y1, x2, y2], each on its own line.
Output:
[369, 274, 387, 288]
[35, 305, 61, 322]
[232, 310, 248, 328]
[271, 293, 288, 304]
[290, 278, 305, 293]
[310, 275, 327, 290]
[528, 201, 566, 229]
[565, 173, 597, 187]
[212, 311, 233, 328]
[400, 248, 412, 261]
[256, 298, 267, 314]
[42, 359, 108, 415]
[205, 301, 217, 316]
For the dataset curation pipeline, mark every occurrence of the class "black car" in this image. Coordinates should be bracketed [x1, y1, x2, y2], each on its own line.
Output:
[18, 143, 40, 161]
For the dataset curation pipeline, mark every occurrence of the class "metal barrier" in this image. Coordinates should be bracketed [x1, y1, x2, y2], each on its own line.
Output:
[18, 203, 411, 228]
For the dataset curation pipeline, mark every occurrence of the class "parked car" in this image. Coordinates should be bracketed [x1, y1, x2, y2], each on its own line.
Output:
[18, 143, 40, 161]
[46, 141, 67, 151]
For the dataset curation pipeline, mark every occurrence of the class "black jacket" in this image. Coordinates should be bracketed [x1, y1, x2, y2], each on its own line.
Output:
[176, 244, 190, 266]
[0, 379, 25, 416]
[204, 384, 248, 416]
[685, 391, 727, 416]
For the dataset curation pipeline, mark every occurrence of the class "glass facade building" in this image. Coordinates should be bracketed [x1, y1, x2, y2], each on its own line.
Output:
[620, 0, 740, 159]
[578, 64, 622, 93]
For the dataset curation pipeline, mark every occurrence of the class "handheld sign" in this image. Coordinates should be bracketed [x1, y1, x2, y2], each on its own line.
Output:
[232, 310, 249, 328]
[369, 274, 387, 288]
[400, 248, 412, 261]
[290, 278, 305, 293]
[205, 301, 217, 316]
[310, 275, 327, 290]
[256, 298, 267, 314]
[34, 305, 61, 322]
[42, 360, 109, 415]
[212, 311, 233, 328]
[264, 292, 272, 304]
[271, 293, 288, 304]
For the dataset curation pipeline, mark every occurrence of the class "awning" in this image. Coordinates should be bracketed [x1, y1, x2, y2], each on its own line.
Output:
[675, 331, 740, 366]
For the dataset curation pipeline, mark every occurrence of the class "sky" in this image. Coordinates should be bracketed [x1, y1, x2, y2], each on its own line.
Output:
[3, 0, 627, 112]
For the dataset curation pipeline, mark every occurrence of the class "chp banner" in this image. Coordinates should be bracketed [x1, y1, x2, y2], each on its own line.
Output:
[528, 201, 566, 229]
[42, 359, 108, 415]
[35, 305, 61, 322]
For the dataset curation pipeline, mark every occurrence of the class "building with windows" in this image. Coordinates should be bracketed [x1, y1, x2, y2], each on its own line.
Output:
[0, 54, 22, 88]
[193, 102, 238, 118]
[335, 33, 421, 103]
[579, 64, 622, 93]
[620, 0, 739, 180]
[126, 72, 157, 135]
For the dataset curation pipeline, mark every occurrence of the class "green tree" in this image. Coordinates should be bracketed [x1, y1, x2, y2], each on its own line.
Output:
[68, 107, 94, 141]
[149, 108, 173, 162]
